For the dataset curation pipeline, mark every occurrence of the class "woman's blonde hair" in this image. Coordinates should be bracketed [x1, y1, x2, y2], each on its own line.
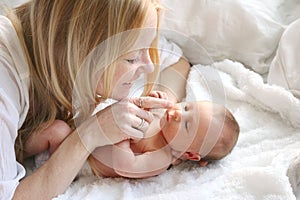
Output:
[6, 0, 161, 162]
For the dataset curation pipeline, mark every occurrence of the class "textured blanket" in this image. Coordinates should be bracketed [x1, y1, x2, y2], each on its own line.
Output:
[53, 59, 300, 200]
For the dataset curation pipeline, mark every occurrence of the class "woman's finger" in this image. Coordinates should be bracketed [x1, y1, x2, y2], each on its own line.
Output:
[136, 109, 154, 123]
[133, 117, 149, 132]
[132, 96, 173, 109]
[110, 100, 150, 139]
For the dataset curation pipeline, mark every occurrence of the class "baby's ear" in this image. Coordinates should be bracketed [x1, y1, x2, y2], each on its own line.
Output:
[183, 152, 201, 161]
[198, 160, 208, 167]
[183, 152, 208, 167]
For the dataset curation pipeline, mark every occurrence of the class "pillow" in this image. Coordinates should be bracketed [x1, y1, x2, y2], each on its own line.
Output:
[160, 0, 285, 74]
[268, 19, 300, 99]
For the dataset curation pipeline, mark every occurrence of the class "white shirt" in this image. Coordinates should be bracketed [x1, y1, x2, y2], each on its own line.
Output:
[0, 16, 30, 200]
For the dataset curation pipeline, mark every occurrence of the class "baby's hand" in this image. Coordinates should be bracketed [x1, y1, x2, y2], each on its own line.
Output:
[149, 91, 168, 100]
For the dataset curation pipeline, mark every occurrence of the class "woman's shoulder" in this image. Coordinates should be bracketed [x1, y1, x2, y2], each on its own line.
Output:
[0, 14, 29, 78]
[0, 15, 30, 127]
[0, 15, 16, 37]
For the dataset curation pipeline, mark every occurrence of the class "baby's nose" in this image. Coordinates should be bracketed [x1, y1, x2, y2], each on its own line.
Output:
[167, 109, 182, 122]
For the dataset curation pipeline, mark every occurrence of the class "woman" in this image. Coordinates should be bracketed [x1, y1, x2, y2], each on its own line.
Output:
[0, 0, 173, 199]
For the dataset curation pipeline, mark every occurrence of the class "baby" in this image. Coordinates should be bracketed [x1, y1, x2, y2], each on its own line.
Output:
[24, 97, 239, 179]
[88, 100, 240, 178]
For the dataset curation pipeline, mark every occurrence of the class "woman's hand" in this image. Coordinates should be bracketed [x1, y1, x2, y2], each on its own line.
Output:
[110, 96, 173, 138]
[77, 96, 173, 152]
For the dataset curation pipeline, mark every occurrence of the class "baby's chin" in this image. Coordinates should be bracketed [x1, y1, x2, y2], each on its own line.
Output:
[149, 108, 167, 128]
[159, 110, 168, 129]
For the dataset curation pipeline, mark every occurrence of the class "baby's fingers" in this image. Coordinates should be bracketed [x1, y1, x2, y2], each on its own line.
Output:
[149, 91, 169, 100]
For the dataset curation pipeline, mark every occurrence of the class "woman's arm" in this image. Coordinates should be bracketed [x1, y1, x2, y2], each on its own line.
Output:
[112, 140, 172, 178]
[13, 96, 174, 199]
[13, 105, 138, 199]
[14, 110, 129, 199]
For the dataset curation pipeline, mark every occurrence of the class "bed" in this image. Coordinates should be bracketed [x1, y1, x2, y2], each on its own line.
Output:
[7, 0, 300, 199]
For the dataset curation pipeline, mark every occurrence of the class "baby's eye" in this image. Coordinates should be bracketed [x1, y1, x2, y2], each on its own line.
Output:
[185, 121, 189, 131]
[184, 104, 188, 111]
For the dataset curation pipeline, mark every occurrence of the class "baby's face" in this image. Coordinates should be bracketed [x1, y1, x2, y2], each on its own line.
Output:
[160, 101, 226, 156]
[160, 101, 206, 153]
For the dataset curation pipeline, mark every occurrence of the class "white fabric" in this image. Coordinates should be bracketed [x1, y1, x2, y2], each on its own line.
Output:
[0, 16, 30, 200]
[158, 36, 183, 70]
[0, 0, 28, 9]
[268, 18, 300, 99]
[54, 59, 300, 200]
[287, 155, 300, 198]
[160, 0, 287, 74]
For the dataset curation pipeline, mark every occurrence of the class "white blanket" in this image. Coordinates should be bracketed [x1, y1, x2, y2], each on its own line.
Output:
[54, 59, 300, 200]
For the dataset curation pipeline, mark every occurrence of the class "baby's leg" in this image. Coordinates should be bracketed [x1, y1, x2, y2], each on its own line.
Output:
[46, 120, 72, 154]
[25, 120, 72, 168]
[25, 120, 72, 158]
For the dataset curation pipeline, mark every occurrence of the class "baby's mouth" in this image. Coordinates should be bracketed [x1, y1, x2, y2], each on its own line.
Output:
[159, 111, 168, 129]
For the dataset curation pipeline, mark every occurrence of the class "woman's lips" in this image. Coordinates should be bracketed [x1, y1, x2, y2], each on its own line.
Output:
[122, 82, 132, 88]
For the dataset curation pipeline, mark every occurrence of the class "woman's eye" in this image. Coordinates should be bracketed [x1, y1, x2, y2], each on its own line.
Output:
[126, 58, 138, 64]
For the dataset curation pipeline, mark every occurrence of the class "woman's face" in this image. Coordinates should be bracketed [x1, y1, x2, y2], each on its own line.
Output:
[96, 4, 158, 100]
[110, 48, 154, 99]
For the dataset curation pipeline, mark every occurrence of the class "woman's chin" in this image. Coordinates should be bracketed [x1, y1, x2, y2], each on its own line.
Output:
[111, 91, 130, 100]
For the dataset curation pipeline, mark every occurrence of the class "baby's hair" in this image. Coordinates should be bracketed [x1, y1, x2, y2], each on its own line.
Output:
[202, 106, 240, 162]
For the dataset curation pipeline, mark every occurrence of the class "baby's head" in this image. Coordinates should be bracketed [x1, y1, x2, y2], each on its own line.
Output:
[160, 101, 239, 165]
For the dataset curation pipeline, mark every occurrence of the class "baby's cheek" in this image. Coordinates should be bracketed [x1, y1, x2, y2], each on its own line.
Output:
[167, 124, 180, 140]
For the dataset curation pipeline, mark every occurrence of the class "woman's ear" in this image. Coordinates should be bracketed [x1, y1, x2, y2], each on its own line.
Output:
[183, 152, 200, 161]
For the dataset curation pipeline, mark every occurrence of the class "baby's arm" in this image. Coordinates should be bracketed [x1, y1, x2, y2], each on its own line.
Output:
[112, 140, 172, 178]
[158, 57, 191, 103]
